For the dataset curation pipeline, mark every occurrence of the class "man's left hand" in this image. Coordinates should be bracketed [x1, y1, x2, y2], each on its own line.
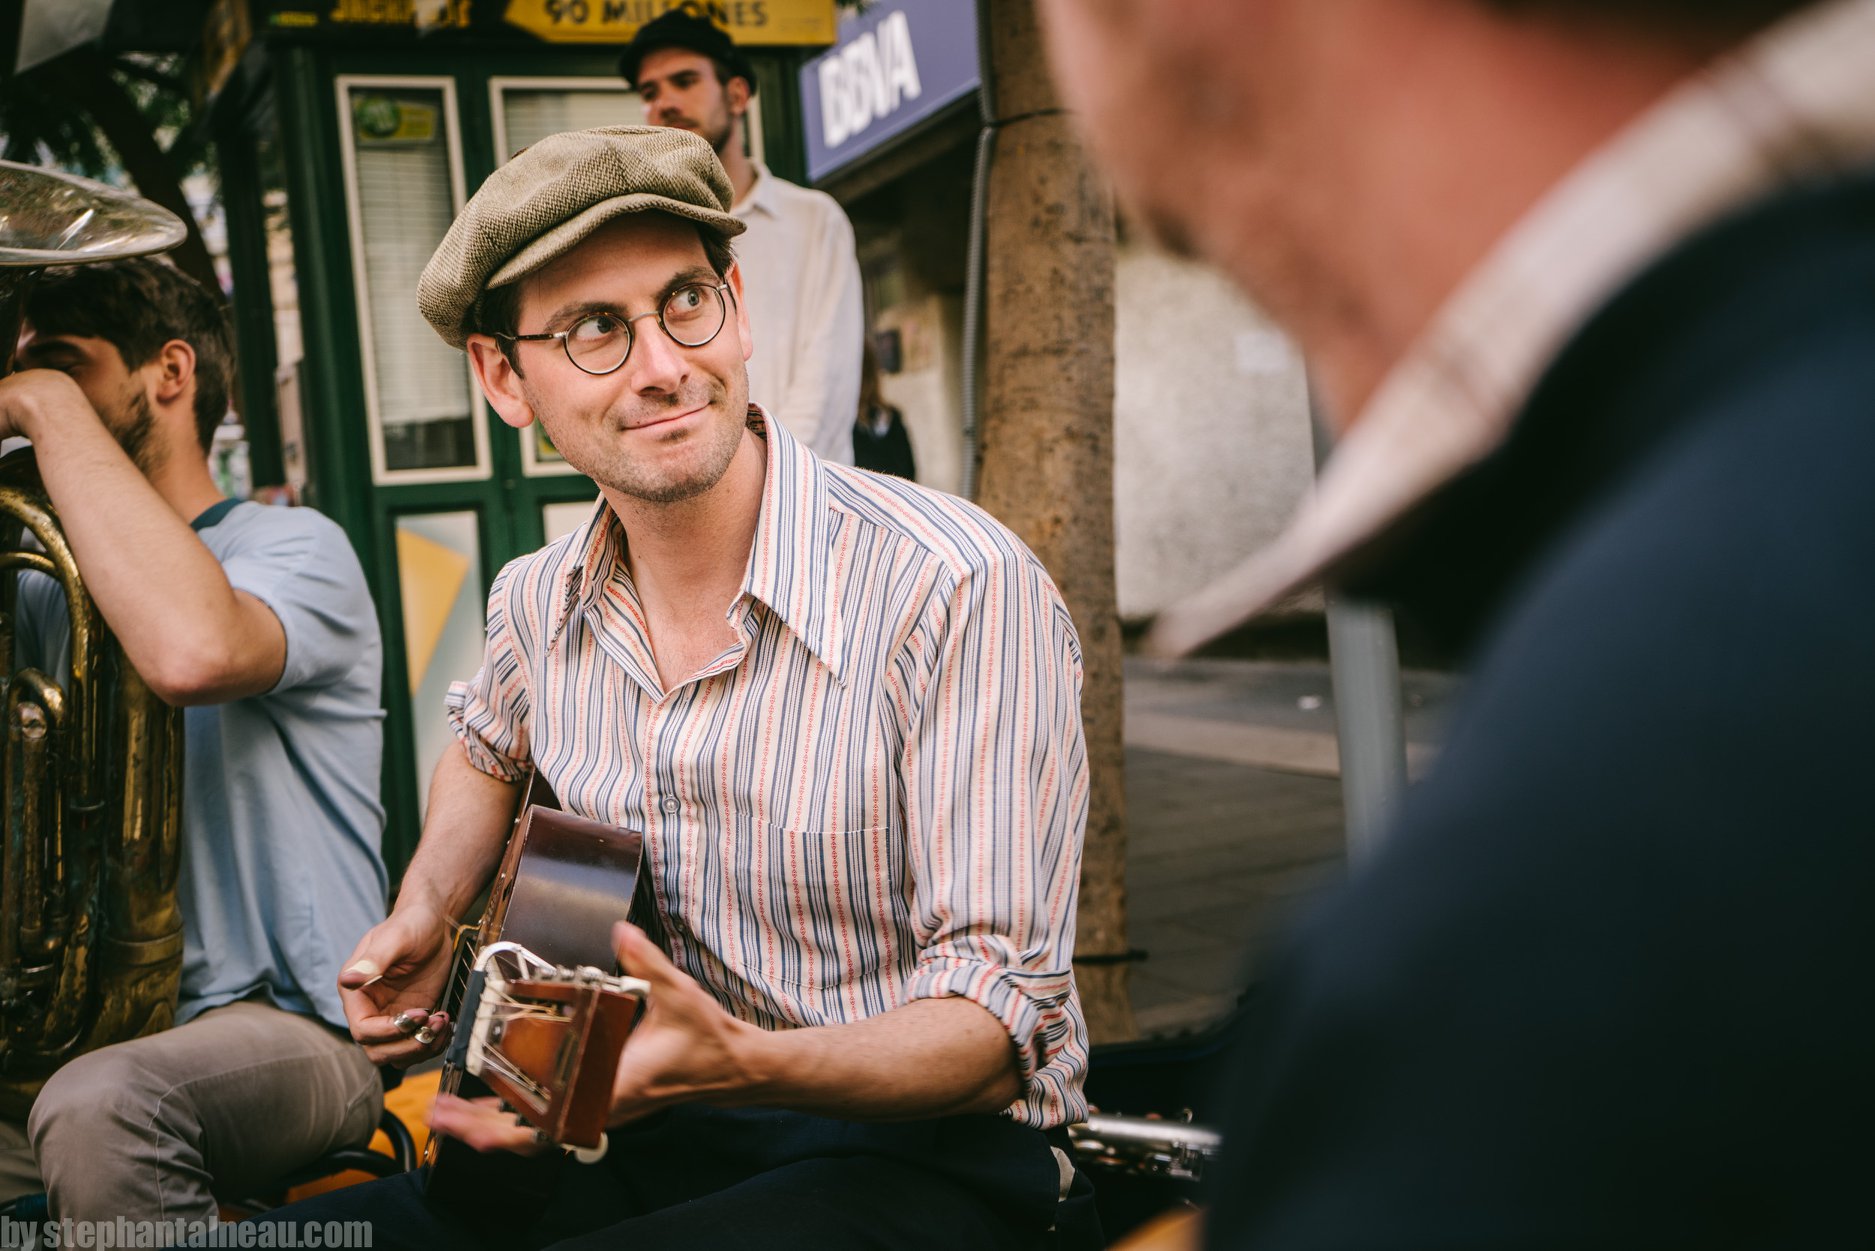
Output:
[0, 369, 94, 442]
[428, 1093, 556, 1156]
[608, 921, 762, 1124]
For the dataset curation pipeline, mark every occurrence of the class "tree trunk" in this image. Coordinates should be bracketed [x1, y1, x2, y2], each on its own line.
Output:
[976, 1, 1135, 1043]
[47, 51, 220, 295]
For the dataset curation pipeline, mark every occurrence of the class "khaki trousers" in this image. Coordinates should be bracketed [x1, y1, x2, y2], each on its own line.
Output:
[0, 1000, 380, 1221]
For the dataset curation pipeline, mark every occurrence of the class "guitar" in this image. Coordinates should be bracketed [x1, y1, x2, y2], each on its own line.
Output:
[423, 772, 648, 1205]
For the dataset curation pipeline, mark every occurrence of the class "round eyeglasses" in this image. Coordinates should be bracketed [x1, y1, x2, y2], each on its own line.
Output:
[497, 281, 733, 376]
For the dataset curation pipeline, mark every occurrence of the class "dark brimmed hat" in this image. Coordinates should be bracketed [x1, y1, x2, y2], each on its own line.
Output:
[617, 9, 758, 95]
[418, 125, 744, 351]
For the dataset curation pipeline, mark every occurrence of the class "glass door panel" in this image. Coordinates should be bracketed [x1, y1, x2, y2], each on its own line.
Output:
[395, 510, 487, 821]
[339, 78, 489, 483]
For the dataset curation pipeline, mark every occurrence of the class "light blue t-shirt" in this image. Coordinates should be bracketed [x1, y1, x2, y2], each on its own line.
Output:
[15, 500, 389, 1031]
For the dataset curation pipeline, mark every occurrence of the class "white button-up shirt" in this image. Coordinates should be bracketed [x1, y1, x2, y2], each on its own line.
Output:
[733, 163, 864, 466]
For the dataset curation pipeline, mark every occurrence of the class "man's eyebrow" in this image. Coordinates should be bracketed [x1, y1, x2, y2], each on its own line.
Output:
[537, 268, 719, 329]
[17, 339, 83, 365]
[538, 298, 625, 330]
[659, 266, 719, 298]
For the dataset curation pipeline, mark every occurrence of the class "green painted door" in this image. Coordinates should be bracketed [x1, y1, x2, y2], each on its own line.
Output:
[271, 41, 803, 872]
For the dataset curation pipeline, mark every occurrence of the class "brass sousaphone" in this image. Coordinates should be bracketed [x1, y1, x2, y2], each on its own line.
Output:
[0, 160, 191, 1117]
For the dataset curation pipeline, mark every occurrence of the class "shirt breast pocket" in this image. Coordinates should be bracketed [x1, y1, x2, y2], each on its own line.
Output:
[716, 812, 903, 1012]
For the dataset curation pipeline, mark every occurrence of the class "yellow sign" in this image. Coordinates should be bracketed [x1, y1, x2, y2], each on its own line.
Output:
[353, 96, 441, 143]
[503, 0, 834, 46]
[415, 0, 477, 30]
[329, 0, 408, 21]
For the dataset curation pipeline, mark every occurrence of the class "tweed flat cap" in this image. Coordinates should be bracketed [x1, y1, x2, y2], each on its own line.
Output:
[418, 125, 746, 350]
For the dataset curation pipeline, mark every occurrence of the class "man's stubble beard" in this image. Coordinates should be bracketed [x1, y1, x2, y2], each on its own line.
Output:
[111, 390, 166, 476]
[703, 109, 735, 161]
[544, 370, 749, 507]
[697, 84, 738, 160]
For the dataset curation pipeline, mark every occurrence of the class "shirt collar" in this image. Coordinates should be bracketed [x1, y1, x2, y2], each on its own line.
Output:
[545, 406, 846, 678]
[547, 497, 625, 650]
[738, 406, 845, 679]
[1149, 0, 1875, 653]
[731, 161, 781, 219]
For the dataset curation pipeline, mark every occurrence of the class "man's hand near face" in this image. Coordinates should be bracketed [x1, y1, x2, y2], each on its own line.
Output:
[0, 367, 105, 444]
[0, 339, 288, 706]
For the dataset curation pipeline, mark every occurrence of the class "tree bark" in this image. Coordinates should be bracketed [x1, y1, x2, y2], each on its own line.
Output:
[976, 1, 1135, 1043]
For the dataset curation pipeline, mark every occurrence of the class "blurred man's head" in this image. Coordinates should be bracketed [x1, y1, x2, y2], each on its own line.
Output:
[1035, 0, 1823, 420]
[619, 11, 757, 158]
[1039, 0, 1818, 257]
[16, 257, 232, 468]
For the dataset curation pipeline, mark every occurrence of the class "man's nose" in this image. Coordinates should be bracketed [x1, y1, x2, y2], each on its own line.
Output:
[627, 323, 688, 392]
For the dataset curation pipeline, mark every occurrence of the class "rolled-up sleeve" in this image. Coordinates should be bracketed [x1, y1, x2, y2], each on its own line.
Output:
[444, 559, 533, 782]
[899, 551, 1091, 1123]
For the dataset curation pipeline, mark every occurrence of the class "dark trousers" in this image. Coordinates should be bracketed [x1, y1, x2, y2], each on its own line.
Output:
[246, 1106, 1101, 1250]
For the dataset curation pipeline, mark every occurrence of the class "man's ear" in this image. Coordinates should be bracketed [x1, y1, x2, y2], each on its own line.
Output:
[725, 75, 751, 119]
[467, 335, 536, 430]
[151, 339, 196, 408]
[726, 262, 753, 364]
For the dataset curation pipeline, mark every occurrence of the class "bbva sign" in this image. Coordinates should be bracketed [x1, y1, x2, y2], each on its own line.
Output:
[816, 10, 924, 148]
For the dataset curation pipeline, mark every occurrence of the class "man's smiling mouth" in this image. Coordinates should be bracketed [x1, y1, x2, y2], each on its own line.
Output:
[630, 404, 704, 432]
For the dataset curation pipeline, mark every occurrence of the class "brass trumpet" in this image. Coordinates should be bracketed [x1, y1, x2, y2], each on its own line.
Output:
[0, 160, 190, 1117]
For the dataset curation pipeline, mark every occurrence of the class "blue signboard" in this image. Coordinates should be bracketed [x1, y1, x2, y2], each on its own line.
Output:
[800, 0, 980, 183]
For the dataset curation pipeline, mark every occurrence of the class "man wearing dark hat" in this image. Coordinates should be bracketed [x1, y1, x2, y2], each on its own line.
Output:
[619, 9, 864, 468]
[257, 125, 1097, 1249]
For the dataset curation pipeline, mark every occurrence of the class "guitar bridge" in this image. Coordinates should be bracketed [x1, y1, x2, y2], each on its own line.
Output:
[461, 940, 649, 1150]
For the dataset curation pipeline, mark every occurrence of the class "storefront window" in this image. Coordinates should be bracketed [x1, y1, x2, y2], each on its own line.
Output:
[340, 80, 486, 480]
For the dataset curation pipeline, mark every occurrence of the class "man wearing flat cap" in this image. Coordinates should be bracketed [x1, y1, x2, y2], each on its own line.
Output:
[257, 126, 1097, 1249]
[620, 8, 865, 468]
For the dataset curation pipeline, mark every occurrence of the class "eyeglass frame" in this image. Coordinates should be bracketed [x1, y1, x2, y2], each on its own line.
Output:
[493, 280, 736, 376]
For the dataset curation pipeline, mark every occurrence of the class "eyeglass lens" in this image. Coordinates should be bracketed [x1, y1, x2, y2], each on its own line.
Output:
[565, 283, 727, 374]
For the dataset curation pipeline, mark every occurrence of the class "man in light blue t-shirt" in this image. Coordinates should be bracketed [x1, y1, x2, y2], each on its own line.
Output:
[0, 257, 388, 1221]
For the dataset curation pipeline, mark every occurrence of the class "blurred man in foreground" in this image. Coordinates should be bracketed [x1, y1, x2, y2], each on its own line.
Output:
[1039, 0, 1875, 1244]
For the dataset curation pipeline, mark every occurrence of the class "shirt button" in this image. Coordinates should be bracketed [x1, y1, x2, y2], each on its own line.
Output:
[659, 797, 680, 814]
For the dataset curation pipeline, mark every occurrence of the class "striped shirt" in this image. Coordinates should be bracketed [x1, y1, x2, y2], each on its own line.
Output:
[1150, 0, 1875, 649]
[446, 412, 1091, 1128]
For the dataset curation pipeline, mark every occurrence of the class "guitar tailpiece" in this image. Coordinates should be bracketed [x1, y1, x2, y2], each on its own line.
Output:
[570, 1132, 608, 1165]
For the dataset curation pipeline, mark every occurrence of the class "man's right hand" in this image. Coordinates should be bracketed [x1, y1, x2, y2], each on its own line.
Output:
[340, 902, 457, 1067]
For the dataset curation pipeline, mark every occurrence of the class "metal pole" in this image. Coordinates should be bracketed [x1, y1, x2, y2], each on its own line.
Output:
[1310, 388, 1410, 865]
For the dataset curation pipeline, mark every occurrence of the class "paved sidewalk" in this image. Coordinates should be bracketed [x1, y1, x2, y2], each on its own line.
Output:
[1120, 657, 1458, 1037]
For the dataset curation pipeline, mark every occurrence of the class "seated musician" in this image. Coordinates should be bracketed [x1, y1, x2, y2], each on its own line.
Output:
[0, 259, 389, 1218]
[266, 126, 1099, 1249]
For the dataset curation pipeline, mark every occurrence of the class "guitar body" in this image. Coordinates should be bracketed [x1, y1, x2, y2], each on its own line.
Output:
[424, 773, 646, 1209]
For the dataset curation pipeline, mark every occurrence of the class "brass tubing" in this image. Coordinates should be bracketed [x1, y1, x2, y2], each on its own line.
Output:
[111, 668, 181, 949]
[11, 670, 64, 968]
[0, 480, 100, 813]
[0, 691, 32, 983]
[12, 695, 48, 957]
